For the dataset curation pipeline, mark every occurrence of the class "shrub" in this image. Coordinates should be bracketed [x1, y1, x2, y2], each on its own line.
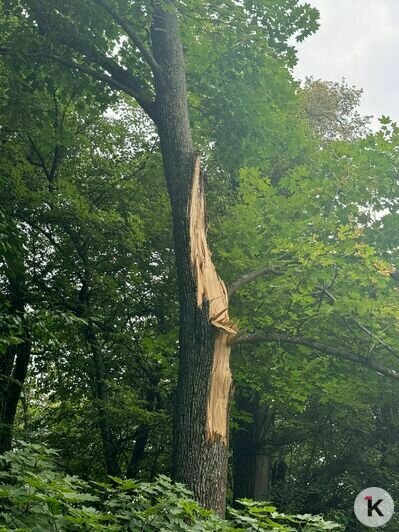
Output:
[0, 443, 342, 531]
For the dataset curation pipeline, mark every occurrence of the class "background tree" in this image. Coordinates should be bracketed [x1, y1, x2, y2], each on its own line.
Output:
[300, 77, 372, 141]
[0, 56, 175, 478]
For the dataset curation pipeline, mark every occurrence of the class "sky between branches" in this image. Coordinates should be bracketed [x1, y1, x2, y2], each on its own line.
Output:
[294, 0, 399, 127]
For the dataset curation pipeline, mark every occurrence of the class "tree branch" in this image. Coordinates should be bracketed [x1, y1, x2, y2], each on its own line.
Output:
[228, 266, 283, 296]
[5, 43, 156, 119]
[91, 0, 161, 76]
[26, 0, 157, 121]
[41, 52, 146, 103]
[233, 331, 399, 382]
[27, 135, 50, 180]
[318, 285, 399, 360]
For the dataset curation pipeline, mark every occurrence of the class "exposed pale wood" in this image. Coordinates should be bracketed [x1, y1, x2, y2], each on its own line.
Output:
[205, 332, 232, 443]
[189, 157, 236, 334]
[189, 156, 236, 443]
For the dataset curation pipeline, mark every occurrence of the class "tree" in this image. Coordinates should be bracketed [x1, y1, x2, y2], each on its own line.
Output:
[1, 0, 319, 514]
[300, 77, 371, 141]
[0, 45, 175, 478]
[216, 117, 399, 505]
[0, 213, 30, 452]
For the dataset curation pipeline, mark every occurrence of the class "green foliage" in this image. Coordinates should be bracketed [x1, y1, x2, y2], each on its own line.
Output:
[0, 443, 342, 531]
[229, 500, 342, 530]
[0, 45, 175, 478]
[2, 0, 399, 526]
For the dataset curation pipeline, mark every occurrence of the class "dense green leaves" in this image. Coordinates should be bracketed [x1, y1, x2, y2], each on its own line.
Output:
[0, 443, 342, 531]
[2, 0, 399, 527]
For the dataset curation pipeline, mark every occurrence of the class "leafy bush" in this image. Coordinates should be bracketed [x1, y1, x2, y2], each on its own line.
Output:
[0, 443, 342, 531]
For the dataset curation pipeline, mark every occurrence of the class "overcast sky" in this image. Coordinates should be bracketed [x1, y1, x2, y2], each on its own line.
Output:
[294, 0, 399, 126]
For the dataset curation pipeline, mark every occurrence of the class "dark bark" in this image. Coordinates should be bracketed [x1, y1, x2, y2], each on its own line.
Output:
[150, 6, 230, 515]
[85, 322, 120, 477]
[233, 398, 272, 502]
[0, 246, 30, 453]
[126, 425, 150, 478]
[0, 341, 31, 453]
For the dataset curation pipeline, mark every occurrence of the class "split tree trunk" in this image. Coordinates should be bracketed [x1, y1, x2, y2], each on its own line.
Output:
[151, 6, 236, 516]
[26, 0, 237, 515]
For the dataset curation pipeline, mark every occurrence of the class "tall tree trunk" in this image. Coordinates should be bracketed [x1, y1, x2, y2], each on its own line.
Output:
[85, 322, 120, 476]
[233, 398, 273, 501]
[0, 340, 31, 453]
[151, 6, 236, 516]
[24, 0, 237, 515]
[25, 0, 236, 513]
[0, 251, 30, 453]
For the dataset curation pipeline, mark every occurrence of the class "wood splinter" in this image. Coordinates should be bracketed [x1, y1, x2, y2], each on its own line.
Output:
[189, 156, 237, 444]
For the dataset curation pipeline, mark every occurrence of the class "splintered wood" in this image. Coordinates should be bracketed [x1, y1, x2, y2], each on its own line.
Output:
[205, 331, 232, 444]
[189, 156, 237, 444]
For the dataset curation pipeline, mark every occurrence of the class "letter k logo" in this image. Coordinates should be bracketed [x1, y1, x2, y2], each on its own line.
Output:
[365, 496, 384, 517]
[355, 487, 393, 527]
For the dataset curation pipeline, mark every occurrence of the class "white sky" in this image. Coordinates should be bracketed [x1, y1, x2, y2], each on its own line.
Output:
[294, 0, 399, 126]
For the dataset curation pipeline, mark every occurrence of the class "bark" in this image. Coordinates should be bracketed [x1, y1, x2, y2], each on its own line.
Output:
[150, 6, 236, 515]
[233, 398, 272, 502]
[0, 340, 31, 453]
[85, 323, 120, 477]
[0, 248, 30, 453]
